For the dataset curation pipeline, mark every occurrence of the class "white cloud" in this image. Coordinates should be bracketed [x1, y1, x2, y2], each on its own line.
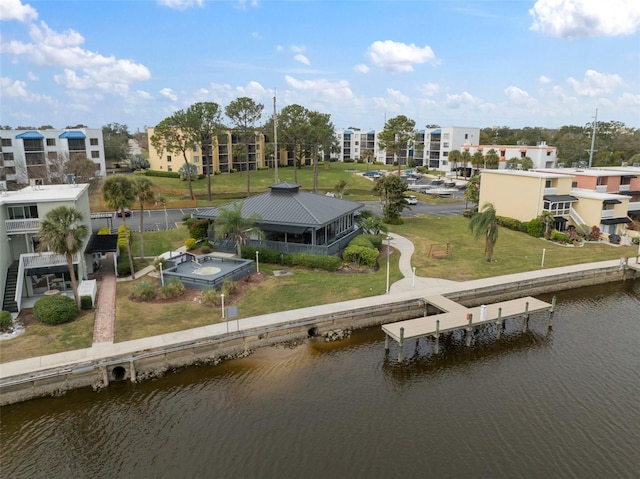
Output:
[418, 82, 439, 96]
[567, 69, 624, 96]
[371, 88, 411, 113]
[291, 45, 306, 54]
[136, 90, 153, 101]
[284, 76, 354, 102]
[294, 54, 310, 66]
[619, 91, 640, 107]
[235, 0, 260, 10]
[353, 64, 370, 74]
[445, 91, 484, 109]
[0, 0, 37, 22]
[539, 75, 551, 84]
[504, 86, 537, 106]
[367, 40, 437, 73]
[157, 0, 204, 10]
[160, 87, 178, 101]
[27, 71, 38, 81]
[2, 20, 151, 96]
[235, 80, 267, 99]
[1, 77, 28, 97]
[529, 0, 640, 38]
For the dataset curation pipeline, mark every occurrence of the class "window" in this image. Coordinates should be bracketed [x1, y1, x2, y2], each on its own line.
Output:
[546, 151, 551, 156]
[193, 156, 199, 163]
[572, 181, 578, 187]
[167, 166, 172, 172]
[91, 151, 100, 158]
[46, 138, 56, 146]
[545, 180, 552, 188]
[8, 205, 38, 219]
[3, 152, 14, 162]
[193, 146, 198, 152]
[464, 134, 468, 140]
[90, 138, 99, 146]
[166, 155, 172, 162]
[1, 139, 12, 147]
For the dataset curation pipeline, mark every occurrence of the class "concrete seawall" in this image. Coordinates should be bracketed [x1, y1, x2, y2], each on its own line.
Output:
[0, 263, 634, 406]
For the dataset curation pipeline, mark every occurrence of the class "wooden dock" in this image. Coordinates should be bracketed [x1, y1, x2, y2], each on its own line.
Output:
[382, 295, 553, 361]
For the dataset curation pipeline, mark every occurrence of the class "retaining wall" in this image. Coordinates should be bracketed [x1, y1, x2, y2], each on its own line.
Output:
[0, 265, 633, 406]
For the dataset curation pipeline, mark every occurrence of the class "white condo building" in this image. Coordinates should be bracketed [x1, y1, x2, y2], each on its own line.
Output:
[0, 128, 106, 187]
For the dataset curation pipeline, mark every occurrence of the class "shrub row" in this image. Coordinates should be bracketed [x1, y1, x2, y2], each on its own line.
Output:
[283, 253, 342, 272]
[144, 170, 181, 178]
[129, 279, 187, 301]
[241, 246, 283, 264]
[342, 245, 378, 267]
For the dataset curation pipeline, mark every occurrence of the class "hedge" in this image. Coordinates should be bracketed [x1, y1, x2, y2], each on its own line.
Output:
[348, 236, 375, 250]
[282, 253, 342, 272]
[144, 170, 181, 178]
[496, 216, 523, 232]
[241, 246, 282, 264]
[33, 295, 78, 325]
[0, 310, 12, 332]
[527, 218, 544, 238]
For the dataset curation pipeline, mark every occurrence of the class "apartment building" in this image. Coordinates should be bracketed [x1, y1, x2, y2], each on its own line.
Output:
[462, 142, 557, 172]
[422, 126, 481, 171]
[146, 128, 267, 174]
[0, 128, 106, 187]
[479, 170, 630, 237]
[0, 183, 93, 313]
[333, 128, 379, 162]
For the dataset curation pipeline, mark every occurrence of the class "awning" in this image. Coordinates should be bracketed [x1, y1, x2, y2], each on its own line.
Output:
[547, 148, 554, 153]
[259, 223, 309, 234]
[628, 210, 640, 216]
[600, 217, 631, 225]
[16, 131, 44, 139]
[59, 131, 86, 139]
[619, 191, 640, 196]
[519, 148, 527, 153]
[544, 195, 578, 202]
[84, 234, 119, 254]
[553, 216, 568, 223]
[621, 175, 637, 179]
[603, 199, 622, 205]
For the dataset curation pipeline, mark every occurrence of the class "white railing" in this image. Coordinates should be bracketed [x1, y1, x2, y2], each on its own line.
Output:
[619, 185, 630, 192]
[569, 207, 587, 226]
[5, 218, 41, 233]
[544, 187, 557, 195]
[601, 210, 614, 219]
[628, 201, 640, 211]
[21, 252, 79, 269]
[595, 185, 607, 193]
[15, 256, 26, 312]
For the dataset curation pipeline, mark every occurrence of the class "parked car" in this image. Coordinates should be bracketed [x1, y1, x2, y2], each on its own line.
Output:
[116, 207, 131, 217]
[405, 195, 418, 205]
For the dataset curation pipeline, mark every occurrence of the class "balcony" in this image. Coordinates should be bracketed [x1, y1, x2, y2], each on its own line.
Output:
[5, 218, 40, 234]
[601, 210, 614, 219]
[595, 185, 607, 193]
[21, 251, 80, 269]
[619, 185, 630, 192]
[544, 187, 558, 195]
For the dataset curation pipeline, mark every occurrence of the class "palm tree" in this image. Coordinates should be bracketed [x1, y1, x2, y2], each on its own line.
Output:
[214, 201, 263, 257]
[103, 175, 136, 278]
[469, 202, 499, 262]
[132, 176, 156, 259]
[448, 150, 462, 177]
[38, 206, 89, 309]
[540, 211, 555, 239]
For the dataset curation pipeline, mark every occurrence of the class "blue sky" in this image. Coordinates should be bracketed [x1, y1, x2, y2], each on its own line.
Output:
[1, 0, 639, 133]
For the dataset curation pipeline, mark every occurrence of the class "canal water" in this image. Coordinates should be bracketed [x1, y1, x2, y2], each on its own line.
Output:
[1, 281, 639, 478]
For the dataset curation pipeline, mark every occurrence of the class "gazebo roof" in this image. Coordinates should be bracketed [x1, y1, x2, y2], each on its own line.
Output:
[197, 183, 363, 227]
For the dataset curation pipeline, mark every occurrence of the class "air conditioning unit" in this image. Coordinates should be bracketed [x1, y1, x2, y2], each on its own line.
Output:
[557, 162, 565, 168]
[29, 178, 44, 186]
[0, 180, 7, 191]
[621, 162, 628, 167]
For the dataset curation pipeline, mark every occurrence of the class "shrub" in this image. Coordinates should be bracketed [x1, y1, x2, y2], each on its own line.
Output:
[342, 245, 379, 267]
[361, 234, 383, 250]
[527, 218, 544, 238]
[185, 237, 197, 249]
[202, 289, 221, 306]
[283, 253, 342, 272]
[632, 236, 640, 245]
[463, 209, 473, 218]
[496, 216, 523, 231]
[349, 235, 375, 250]
[189, 219, 209, 241]
[144, 170, 180, 178]
[200, 245, 213, 254]
[97, 226, 110, 235]
[221, 278, 236, 297]
[0, 310, 13, 332]
[33, 295, 78, 325]
[130, 281, 157, 301]
[183, 217, 197, 228]
[152, 257, 166, 271]
[383, 216, 404, 225]
[117, 258, 131, 277]
[550, 230, 570, 243]
[160, 279, 186, 299]
[589, 226, 602, 241]
[80, 295, 93, 310]
[182, 213, 194, 222]
[241, 246, 282, 263]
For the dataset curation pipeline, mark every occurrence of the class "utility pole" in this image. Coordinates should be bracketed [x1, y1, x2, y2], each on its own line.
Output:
[273, 91, 279, 184]
[588, 108, 598, 168]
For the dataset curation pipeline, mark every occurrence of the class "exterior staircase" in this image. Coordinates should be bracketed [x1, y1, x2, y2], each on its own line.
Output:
[2, 261, 19, 313]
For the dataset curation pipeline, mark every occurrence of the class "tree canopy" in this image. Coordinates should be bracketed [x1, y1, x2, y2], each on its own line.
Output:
[377, 115, 416, 175]
[469, 202, 498, 262]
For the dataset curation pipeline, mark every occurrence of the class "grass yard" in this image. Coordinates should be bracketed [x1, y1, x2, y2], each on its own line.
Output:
[389, 215, 638, 280]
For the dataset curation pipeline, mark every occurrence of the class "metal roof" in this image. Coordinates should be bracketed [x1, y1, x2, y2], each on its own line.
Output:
[84, 234, 119, 254]
[543, 195, 578, 202]
[197, 183, 363, 227]
[59, 131, 86, 139]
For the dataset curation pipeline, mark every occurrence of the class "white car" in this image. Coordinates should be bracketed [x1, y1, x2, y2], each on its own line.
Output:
[405, 195, 418, 205]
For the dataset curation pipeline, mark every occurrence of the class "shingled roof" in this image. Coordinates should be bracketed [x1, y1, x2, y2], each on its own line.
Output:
[197, 182, 363, 227]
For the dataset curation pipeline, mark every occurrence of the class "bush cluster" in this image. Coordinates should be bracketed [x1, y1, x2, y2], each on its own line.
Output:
[33, 295, 78, 325]
[221, 278, 236, 296]
[342, 244, 379, 267]
[129, 281, 156, 301]
[497, 216, 524, 232]
[348, 235, 375, 250]
[117, 225, 131, 251]
[80, 296, 93, 310]
[527, 218, 544, 238]
[160, 279, 186, 299]
[201, 289, 221, 306]
[283, 253, 342, 272]
[0, 310, 13, 332]
[189, 219, 209, 240]
[200, 245, 213, 254]
[97, 226, 110, 235]
[550, 230, 570, 243]
[360, 234, 383, 250]
[184, 237, 197, 249]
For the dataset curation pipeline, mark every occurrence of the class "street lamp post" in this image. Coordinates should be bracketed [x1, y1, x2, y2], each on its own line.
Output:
[386, 235, 391, 294]
[255, 250, 260, 274]
[412, 267, 416, 288]
[163, 201, 168, 230]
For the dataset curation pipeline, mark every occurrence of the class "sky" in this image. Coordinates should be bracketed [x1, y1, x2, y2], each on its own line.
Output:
[1, 0, 639, 133]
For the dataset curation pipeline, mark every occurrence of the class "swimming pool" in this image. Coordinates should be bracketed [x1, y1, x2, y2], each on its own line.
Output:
[162, 254, 255, 290]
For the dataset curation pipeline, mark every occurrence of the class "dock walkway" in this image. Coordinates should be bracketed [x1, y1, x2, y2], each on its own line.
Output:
[382, 296, 552, 360]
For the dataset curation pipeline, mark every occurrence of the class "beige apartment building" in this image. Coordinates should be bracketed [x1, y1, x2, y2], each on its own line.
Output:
[146, 129, 269, 175]
[479, 170, 631, 237]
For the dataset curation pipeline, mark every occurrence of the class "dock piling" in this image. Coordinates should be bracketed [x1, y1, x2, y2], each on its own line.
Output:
[465, 313, 473, 347]
[548, 296, 556, 329]
[523, 302, 530, 332]
[384, 334, 389, 352]
[398, 327, 405, 362]
[435, 319, 440, 354]
[495, 307, 503, 339]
